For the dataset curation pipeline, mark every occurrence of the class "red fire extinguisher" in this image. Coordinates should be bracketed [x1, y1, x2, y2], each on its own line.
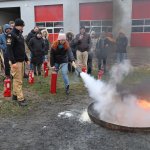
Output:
[3, 78, 11, 97]
[44, 67, 49, 78]
[82, 67, 87, 73]
[98, 69, 104, 80]
[28, 70, 34, 84]
[50, 71, 58, 94]
[43, 61, 48, 72]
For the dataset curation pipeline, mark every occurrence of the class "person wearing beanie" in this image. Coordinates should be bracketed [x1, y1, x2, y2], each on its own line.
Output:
[0, 24, 12, 78]
[6, 18, 29, 106]
[50, 33, 76, 95]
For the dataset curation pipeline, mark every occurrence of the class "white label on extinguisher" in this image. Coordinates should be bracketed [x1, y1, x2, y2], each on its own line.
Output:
[32, 72, 34, 77]
[7, 83, 10, 88]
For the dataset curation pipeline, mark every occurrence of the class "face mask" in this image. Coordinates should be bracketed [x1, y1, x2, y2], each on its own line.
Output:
[58, 44, 64, 49]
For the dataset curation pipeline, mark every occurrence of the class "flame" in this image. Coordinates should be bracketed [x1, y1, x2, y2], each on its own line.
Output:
[137, 99, 150, 110]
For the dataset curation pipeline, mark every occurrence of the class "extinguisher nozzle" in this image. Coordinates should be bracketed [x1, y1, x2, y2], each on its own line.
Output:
[75, 67, 82, 77]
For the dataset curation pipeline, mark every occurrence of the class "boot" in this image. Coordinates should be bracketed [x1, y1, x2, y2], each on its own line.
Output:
[12, 95, 17, 101]
[18, 99, 28, 107]
[65, 85, 69, 95]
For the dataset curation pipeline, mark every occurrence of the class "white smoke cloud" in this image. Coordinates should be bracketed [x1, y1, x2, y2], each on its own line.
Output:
[81, 60, 150, 127]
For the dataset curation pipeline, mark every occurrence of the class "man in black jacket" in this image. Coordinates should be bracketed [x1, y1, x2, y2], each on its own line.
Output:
[7, 18, 29, 106]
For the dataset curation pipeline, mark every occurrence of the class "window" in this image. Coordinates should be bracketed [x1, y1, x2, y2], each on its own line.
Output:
[132, 27, 143, 32]
[102, 20, 112, 26]
[80, 21, 90, 27]
[54, 22, 63, 27]
[132, 20, 144, 26]
[47, 29, 53, 33]
[132, 19, 150, 33]
[91, 21, 101, 26]
[35, 21, 64, 34]
[145, 20, 150, 25]
[54, 28, 63, 33]
[80, 20, 112, 34]
[144, 27, 150, 32]
[36, 22, 45, 27]
[46, 22, 53, 27]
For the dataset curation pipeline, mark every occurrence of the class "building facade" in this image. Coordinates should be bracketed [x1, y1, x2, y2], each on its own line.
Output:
[0, 0, 150, 47]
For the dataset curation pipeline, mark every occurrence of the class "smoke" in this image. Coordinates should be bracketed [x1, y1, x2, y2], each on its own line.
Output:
[81, 60, 150, 127]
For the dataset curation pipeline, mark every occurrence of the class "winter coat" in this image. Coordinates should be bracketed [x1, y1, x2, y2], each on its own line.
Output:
[26, 30, 36, 47]
[50, 40, 75, 67]
[116, 36, 128, 53]
[74, 33, 91, 52]
[0, 24, 11, 55]
[43, 38, 49, 55]
[96, 38, 110, 59]
[41, 29, 50, 55]
[6, 28, 28, 64]
[29, 37, 45, 64]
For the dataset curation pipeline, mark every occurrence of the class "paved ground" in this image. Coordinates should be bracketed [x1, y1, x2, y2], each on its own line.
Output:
[0, 47, 149, 150]
[0, 92, 150, 150]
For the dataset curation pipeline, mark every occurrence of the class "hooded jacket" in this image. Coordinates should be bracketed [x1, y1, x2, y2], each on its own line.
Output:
[0, 24, 11, 54]
[50, 40, 74, 67]
[29, 33, 45, 64]
[41, 29, 50, 55]
[26, 29, 37, 47]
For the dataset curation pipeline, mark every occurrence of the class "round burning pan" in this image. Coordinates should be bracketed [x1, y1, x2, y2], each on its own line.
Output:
[88, 102, 150, 132]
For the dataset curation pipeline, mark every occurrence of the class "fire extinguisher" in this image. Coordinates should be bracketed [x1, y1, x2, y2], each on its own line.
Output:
[43, 61, 48, 72]
[28, 70, 34, 84]
[50, 64, 64, 94]
[50, 70, 58, 94]
[98, 69, 104, 80]
[3, 77, 11, 97]
[82, 67, 87, 73]
[44, 67, 49, 78]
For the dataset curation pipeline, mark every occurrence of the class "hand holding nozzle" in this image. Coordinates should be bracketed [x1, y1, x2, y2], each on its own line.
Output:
[72, 61, 77, 68]
[72, 61, 81, 75]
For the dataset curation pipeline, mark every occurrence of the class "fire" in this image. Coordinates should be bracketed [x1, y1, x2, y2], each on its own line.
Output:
[137, 99, 150, 110]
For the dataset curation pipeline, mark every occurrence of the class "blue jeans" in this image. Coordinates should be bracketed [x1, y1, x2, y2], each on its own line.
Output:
[55, 63, 69, 88]
[116, 53, 127, 63]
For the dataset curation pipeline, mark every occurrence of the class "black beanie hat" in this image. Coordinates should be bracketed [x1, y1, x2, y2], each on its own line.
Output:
[15, 18, 25, 26]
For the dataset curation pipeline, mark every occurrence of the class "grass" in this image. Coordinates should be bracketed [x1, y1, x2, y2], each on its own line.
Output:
[0, 67, 150, 117]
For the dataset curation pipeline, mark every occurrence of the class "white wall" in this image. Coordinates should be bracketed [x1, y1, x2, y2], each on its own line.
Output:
[0, 0, 111, 35]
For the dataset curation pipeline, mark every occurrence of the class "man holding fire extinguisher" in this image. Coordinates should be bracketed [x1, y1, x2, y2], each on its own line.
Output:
[6, 18, 29, 106]
[50, 33, 76, 95]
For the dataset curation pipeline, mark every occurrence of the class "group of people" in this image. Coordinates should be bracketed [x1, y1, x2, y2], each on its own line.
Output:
[0, 17, 128, 107]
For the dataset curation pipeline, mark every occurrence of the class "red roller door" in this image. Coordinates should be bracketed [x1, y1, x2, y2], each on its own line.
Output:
[35, 5, 63, 43]
[80, 2, 113, 20]
[131, 0, 150, 47]
[79, 2, 113, 34]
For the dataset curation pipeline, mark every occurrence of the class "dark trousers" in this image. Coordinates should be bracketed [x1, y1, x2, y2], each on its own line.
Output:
[4, 53, 10, 77]
[98, 58, 107, 72]
[87, 52, 93, 74]
[33, 63, 42, 75]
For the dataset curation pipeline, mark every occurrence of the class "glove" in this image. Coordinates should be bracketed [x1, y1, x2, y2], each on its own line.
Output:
[72, 61, 77, 68]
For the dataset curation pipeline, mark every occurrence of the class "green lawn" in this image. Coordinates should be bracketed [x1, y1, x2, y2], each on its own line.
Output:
[0, 67, 149, 117]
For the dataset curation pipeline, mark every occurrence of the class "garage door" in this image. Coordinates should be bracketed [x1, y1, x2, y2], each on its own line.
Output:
[79, 2, 113, 36]
[131, 0, 150, 47]
[35, 5, 63, 43]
